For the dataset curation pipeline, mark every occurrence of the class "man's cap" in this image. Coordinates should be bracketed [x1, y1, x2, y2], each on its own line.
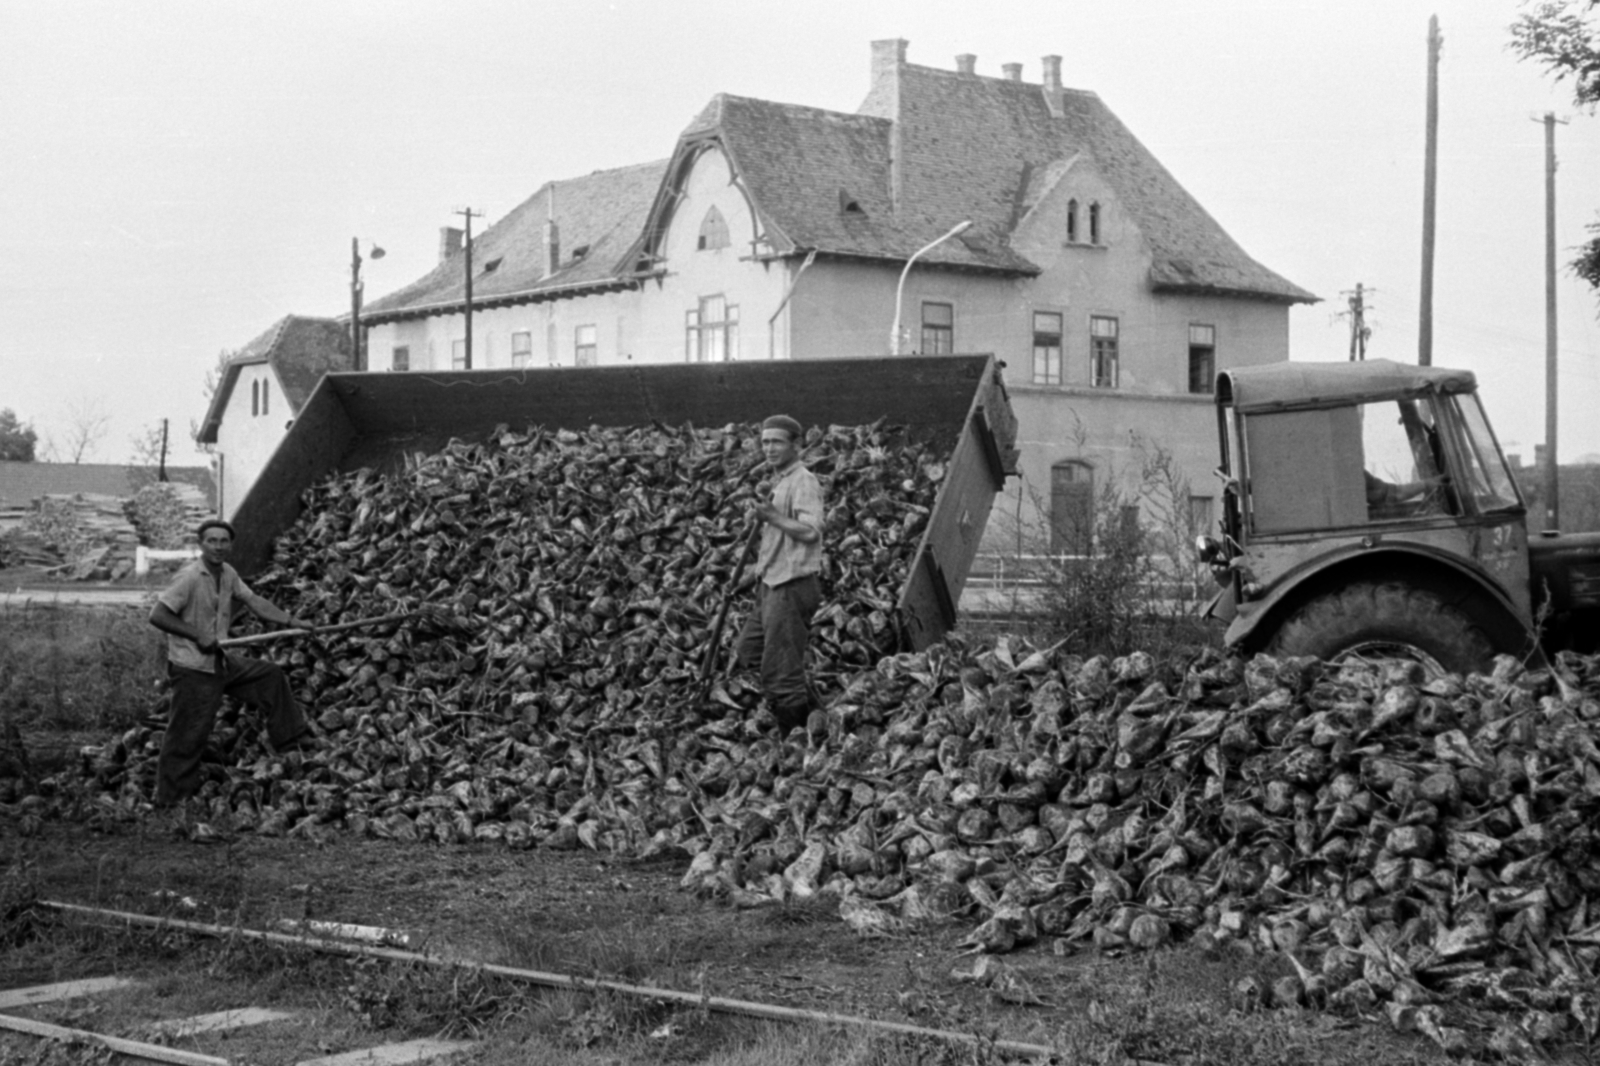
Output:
[762, 414, 803, 440]
[197, 518, 236, 541]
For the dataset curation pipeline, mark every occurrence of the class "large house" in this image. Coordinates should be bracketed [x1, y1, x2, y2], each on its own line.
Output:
[197, 315, 352, 518]
[360, 40, 1316, 556]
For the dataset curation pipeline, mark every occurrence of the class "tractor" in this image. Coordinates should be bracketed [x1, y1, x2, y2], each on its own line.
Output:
[1198, 359, 1600, 673]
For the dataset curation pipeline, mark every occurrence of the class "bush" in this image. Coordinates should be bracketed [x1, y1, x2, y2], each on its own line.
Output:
[983, 432, 1223, 659]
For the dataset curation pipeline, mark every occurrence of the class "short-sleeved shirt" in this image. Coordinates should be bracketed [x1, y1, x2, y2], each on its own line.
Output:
[157, 559, 271, 673]
[753, 462, 824, 587]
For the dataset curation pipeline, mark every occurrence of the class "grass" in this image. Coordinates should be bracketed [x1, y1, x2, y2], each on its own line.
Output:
[0, 604, 163, 796]
[0, 603, 163, 734]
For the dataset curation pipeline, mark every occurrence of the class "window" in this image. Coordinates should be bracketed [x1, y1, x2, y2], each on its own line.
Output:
[575, 325, 598, 367]
[250, 380, 259, 417]
[1066, 199, 1079, 244]
[261, 379, 268, 414]
[392, 346, 410, 372]
[686, 295, 738, 362]
[451, 339, 467, 370]
[511, 331, 532, 368]
[1089, 202, 1102, 244]
[1189, 495, 1215, 537]
[1242, 397, 1462, 535]
[1090, 316, 1119, 387]
[1032, 311, 1063, 385]
[1188, 324, 1216, 394]
[697, 206, 730, 251]
[920, 302, 953, 355]
[1050, 460, 1094, 555]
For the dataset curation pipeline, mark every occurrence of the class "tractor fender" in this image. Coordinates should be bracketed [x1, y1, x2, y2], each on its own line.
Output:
[1224, 543, 1534, 656]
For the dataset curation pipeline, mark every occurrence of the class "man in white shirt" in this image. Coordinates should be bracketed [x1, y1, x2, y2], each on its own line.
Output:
[734, 415, 825, 733]
[148, 518, 315, 811]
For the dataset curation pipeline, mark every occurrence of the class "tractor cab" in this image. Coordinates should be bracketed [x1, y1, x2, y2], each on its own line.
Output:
[1198, 359, 1535, 671]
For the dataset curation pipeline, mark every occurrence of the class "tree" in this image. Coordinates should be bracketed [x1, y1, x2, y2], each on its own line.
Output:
[1511, 1, 1600, 297]
[54, 397, 111, 464]
[1512, 0, 1600, 107]
[0, 408, 38, 461]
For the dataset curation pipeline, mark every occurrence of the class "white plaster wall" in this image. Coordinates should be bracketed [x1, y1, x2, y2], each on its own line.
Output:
[214, 363, 291, 519]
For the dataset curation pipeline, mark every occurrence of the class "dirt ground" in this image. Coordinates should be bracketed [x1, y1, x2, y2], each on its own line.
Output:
[0, 814, 1466, 1066]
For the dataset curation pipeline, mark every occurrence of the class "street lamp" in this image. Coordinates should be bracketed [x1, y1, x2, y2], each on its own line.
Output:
[350, 238, 386, 371]
[890, 220, 972, 355]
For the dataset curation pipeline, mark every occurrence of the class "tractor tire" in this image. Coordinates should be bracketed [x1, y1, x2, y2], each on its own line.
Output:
[1267, 580, 1499, 676]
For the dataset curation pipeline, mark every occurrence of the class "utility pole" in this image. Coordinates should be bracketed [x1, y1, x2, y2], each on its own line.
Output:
[455, 207, 483, 369]
[1418, 14, 1441, 367]
[1340, 283, 1373, 361]
[1542, 112, 1563, 529]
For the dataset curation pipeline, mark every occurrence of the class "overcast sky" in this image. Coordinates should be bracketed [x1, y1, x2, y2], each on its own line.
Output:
[3, 0, 1598, 468]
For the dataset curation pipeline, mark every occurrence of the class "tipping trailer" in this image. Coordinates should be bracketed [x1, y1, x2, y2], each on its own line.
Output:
[1197, 359, 1600, 673]
[228, 355, 1018, 651]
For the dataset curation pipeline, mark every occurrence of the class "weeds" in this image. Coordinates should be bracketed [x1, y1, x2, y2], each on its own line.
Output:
[980, 430, 1223, 659]
[0, 604, 162, 740]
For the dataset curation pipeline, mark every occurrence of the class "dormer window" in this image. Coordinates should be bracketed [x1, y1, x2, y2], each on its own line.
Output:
[483, 257, 503, 273]
[840, 189, 866, 217]
[1066, 199, 1079, 244]
[697, 206, 730, 251]
[570, 244, 590, 262]
[1089, 202, 1102, 245]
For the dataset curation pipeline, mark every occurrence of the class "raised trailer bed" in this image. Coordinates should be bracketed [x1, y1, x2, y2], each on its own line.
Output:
[230, 355, 1017, 650]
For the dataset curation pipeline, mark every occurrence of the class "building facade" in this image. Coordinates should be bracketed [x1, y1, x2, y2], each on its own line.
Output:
[362, 41, 1315, 556]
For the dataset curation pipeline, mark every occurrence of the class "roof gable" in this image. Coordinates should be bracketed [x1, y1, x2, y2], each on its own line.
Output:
[198, 315, 351, 442]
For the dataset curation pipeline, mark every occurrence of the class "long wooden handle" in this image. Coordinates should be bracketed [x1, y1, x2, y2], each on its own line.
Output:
[218, 611, 420, 649]
[697, 523, 763, 687]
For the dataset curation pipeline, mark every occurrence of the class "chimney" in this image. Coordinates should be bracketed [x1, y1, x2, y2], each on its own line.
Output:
[872, 38, 908, 81]
[543, 185, 561, 277]
[439, 226, 463, 263]
[1042, 55, 1062, 90]
[1001, 62, 1022, 82]
[955, 53, 976, 75]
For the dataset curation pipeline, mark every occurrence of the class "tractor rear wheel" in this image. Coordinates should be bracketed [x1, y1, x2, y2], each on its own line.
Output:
[1267, 580, 1499, 676]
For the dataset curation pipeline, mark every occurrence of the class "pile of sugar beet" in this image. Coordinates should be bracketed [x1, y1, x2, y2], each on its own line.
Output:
[33, 417, 1600, 1058]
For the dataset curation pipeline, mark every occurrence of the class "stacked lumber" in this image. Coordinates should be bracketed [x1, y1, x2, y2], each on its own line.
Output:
[4, 494, 139, 579]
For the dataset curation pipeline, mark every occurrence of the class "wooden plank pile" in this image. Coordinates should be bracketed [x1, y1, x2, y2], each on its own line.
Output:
[1, 494, 139, 578]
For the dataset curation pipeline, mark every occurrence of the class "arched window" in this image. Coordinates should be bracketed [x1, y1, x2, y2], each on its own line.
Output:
[250, 380, 259, 417]
[1050, 460, 1094, 555]
[1066, 199, 1079, 244]
[697, 206, 730, 251]
[1089, 202, 1102, 245]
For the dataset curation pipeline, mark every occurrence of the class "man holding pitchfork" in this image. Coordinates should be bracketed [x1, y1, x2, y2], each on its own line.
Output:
[147, 517, 318, 818]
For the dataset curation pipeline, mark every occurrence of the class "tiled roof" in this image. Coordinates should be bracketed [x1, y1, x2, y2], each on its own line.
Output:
[197, 316, 352, 443]
[362, 161, 669, 322]
[366, 49, 1313, 316]
[0, 462, 215, 509]
[858, 62, 1311, 301]
[670, 95, 1037, 274]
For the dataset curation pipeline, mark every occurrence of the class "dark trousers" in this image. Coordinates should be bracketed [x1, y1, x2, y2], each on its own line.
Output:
[156, 655, 306, 805]
[734, 575, 822, 729]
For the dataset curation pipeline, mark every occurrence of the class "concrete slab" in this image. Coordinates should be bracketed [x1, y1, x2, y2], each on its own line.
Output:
[296, 1037, 474, 1066]
[0, 976, 138, 1009]
[150, 1006, 295, 1037]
